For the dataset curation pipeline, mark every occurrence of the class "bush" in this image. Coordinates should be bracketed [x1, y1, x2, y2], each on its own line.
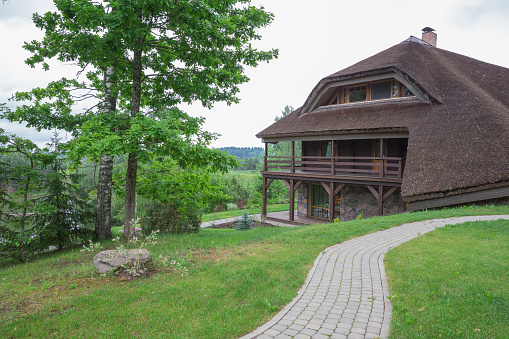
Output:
[139, 202, 201, 235]
[226, 203, 238, 211]
[236, 211, 253, 231]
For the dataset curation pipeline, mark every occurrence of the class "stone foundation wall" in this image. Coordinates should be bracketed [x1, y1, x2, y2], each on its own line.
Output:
[339, 185, 405, 221]
[297, 183, 309, 217]
[296, 183, 406, 221]
[383, 188, 406, 216]
[339, 185, 378, 221]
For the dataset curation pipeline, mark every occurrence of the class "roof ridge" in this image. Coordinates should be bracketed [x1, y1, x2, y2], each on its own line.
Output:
[402, 35, 432, 46]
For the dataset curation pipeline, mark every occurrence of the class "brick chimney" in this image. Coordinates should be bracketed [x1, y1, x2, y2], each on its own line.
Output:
[422, 27, 437, 47]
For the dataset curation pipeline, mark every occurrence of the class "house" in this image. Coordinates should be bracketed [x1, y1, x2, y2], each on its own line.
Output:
[256, 28, 509, 223]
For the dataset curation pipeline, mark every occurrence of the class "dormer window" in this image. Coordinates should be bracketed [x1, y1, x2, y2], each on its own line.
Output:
[325, 78, 415, 106]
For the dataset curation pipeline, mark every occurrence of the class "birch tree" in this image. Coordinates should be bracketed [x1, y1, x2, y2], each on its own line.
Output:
[3, 0, 277, 239]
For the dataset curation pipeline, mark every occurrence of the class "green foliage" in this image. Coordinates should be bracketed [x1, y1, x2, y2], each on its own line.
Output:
[0, 132, 94, 261]
[218, 147, 264, 160]
[2, 0, 278, 238]
[139, 202, 201, 235]
[236, 211, 254, 231]
[255, 173, 288, 205]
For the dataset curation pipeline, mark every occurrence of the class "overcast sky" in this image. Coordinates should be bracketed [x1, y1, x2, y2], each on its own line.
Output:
[1, 0, 509, 148]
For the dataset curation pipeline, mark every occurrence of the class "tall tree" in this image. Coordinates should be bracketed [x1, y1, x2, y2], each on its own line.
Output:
[3, 0, 277, 239]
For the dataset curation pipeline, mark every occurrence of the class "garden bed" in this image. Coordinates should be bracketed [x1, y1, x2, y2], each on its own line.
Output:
[210, 220, 275, 229]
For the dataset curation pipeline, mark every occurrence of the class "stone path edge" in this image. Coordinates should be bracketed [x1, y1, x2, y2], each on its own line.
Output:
[238, 215, 509, 339]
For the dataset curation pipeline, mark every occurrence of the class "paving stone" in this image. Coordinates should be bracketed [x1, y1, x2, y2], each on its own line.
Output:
[346, 333, 365, 339]
[264, 329, 281, 337]
[238, 216, 509, 339]
[281, 328, 299, 336]
[293, 334, 311, 339]
[271, 324, 288, 332]
[300, 328, 317, 336]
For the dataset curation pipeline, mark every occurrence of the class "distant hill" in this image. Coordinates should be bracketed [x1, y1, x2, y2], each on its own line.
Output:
[217, 147, 263, 159]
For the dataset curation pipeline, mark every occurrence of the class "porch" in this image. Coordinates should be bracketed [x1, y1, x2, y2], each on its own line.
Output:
[264, 211, 329, 226]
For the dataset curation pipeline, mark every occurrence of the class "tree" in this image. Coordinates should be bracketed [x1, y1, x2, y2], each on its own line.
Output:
[269, 105, 300, 157]
[3, 0, 277, 239]
[0, 130, 94, 261]
[274, 105, 294, 121]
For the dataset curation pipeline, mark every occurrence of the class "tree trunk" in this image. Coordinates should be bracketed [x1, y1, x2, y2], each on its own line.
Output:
[123, 152, 138, 239]
[123, 35, 143, 240]
[95, 154, 113, 240]
[95, 66, 116, 240]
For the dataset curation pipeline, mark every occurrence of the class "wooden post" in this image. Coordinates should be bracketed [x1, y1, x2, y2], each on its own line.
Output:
[289, 179, 295, 221]
[380, 138, 384, 178]
[331, 140, 335, 175]
[291, 141, 295, 173]
[262, 177, 267, 216]
[263, 143, 268, 172]
[398, 159, 402, 179]
[328, 182, 334, 221]
[378, 185, 383, 216]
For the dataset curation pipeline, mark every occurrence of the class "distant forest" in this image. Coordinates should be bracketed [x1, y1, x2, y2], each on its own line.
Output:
[218, 147, 263, 159]
[217, 147, 263, 170]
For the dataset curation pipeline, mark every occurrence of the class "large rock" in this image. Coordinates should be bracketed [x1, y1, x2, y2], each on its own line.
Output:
[93, 249, 152, 274]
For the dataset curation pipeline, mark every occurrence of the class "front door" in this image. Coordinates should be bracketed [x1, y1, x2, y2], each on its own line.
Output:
[372, 139, 387, 174]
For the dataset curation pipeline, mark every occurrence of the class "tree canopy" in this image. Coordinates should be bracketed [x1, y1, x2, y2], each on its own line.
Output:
[1, 0, 278, 239]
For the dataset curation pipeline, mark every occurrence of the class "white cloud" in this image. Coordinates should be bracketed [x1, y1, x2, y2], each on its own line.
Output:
[1, 0, 508, 148]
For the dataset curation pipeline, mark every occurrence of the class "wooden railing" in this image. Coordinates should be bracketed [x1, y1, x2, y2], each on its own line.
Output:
[263, 155, 404, 180]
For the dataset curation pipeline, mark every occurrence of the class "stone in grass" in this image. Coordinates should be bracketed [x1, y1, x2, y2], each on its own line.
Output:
[93, 249, 152, 274]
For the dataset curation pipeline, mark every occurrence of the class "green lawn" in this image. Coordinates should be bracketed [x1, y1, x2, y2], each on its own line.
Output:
[201, 203, 295, 222]
[385, 218, 509, 338]
[1, 205, 508, 338]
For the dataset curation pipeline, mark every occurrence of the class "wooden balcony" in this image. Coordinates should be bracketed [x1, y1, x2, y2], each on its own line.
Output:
[262, 155, 404, 186]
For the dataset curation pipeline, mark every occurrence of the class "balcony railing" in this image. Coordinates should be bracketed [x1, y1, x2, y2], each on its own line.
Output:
[263, 155, 404, 180]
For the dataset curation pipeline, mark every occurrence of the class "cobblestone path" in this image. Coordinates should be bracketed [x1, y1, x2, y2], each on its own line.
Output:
[240, 215, 509, 339]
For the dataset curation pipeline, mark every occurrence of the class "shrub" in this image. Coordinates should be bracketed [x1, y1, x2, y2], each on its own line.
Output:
[236, 211, 253, 231]
[226, 203, 238, 211]
[139, 202, 201, 235]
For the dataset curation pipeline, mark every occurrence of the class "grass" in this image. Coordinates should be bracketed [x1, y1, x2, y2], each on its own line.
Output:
[385, 218, 509, 338]
[226, 170, 259, 185]
[201, 203, 296, 222]
[0, 205, 508, 338]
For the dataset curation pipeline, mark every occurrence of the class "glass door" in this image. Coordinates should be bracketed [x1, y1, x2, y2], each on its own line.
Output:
[310, 184, 341, 220]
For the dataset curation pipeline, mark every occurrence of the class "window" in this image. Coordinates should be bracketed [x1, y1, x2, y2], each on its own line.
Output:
[326, 78, 415, 106]
[310, 184, 341, 220]
[348, 85, 367, 102]
[320, 141, 331, 158]
[371, 81, 392, 100]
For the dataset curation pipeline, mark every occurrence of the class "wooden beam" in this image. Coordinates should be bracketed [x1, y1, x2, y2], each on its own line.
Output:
[334, 183, 345, 196]
[383, 187, 398, 202]
[320, 181, 331, 195]
[378, 185, 383, 216]
[264, 143, 268, 172]
[294, 180, 303, 192]
[282, 179, 290, 191]
[328, 182, 334, 221]
[366, 185, 379, 200]
[289, 179, 295, 221]
[331, 140, 335, 175]
[262, 177, 268, 216]
[291, 141, 295, 173]
[266, 178, 274, 189]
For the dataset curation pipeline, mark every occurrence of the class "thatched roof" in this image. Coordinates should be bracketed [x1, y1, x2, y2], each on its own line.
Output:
[257, 38, 509, 202]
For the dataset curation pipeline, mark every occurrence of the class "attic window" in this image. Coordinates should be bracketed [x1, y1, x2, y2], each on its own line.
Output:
[325, 78, 415, 106]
